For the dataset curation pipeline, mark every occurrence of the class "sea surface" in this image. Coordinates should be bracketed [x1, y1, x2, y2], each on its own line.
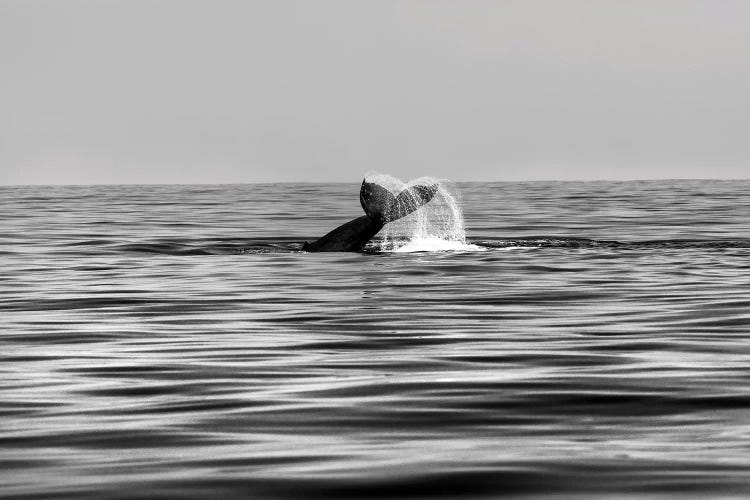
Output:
[2, 179, 750, 499]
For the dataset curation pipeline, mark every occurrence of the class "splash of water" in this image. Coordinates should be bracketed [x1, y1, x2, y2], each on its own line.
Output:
[365, 172, 483, 253]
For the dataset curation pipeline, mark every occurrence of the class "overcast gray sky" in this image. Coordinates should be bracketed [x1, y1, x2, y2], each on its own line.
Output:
[1, 0, 749, 184]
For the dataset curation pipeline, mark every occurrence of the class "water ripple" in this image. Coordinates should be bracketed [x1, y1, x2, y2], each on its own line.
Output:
[2, 181, 750, 498]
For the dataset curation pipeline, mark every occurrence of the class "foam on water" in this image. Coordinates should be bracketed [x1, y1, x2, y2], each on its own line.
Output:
[392, 236, 486, 253]
[365, 172, 478, 253]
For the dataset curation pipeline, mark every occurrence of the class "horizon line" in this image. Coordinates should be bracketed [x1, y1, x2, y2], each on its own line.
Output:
[2, 176, 750, 188]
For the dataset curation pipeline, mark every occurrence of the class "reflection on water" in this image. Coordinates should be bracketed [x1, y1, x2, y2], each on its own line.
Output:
[2, 180, 750, 498]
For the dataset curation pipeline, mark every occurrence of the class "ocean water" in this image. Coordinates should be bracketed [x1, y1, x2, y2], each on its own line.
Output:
[2, 179, 750, 499]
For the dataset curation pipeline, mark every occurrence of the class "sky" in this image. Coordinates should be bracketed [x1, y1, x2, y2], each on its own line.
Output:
[1, 0, 749, 185]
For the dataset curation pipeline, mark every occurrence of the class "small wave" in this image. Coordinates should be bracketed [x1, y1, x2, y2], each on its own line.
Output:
[49, 236, 750, 256]
[111, 238, 303, 256]
[476, 237, 609, 249]
[115, 242, 214, 256]
[475, 237, 750, 250]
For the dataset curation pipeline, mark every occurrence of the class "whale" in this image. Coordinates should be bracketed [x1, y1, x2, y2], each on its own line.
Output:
[302, 178, 438, 252]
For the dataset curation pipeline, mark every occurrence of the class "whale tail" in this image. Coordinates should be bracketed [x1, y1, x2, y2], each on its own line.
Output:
[302, 177, 439, 252]
[360, 179, 438, 223]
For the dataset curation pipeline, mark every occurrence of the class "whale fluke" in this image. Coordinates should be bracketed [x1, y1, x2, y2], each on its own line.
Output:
[302, 178, 438, 252]
[387, 183, 439, 222]
[360, 179, 397, 221]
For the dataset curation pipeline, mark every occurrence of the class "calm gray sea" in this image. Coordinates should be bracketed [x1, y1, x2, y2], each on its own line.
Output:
[2, 180, 750, 499]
